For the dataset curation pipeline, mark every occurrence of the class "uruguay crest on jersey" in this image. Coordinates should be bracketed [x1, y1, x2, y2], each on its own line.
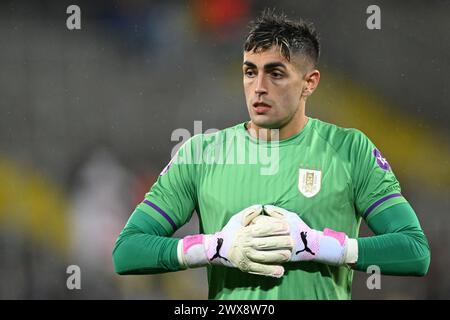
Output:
[298, 168, 322, 198]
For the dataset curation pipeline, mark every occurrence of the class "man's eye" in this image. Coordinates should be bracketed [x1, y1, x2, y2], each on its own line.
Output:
[271, 72, 283, 78]
[245, 70, 256, 77]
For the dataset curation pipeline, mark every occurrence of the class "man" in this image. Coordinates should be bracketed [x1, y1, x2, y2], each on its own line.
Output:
[113, 10, 430, 299]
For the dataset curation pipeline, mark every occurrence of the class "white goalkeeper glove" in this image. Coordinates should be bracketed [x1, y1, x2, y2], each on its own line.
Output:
[261, 205, 358, 266]
[177, 204, 293, 278]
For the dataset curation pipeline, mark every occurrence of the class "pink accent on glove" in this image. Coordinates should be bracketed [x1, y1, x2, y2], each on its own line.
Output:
[323, 228, 347, 246]
[183, 234, 204, 253]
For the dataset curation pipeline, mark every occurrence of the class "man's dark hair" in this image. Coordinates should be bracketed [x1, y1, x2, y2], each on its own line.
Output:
[244, 9, 320, 67]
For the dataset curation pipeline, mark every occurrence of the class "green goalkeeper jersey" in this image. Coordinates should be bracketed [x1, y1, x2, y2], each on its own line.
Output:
[137, 117, 406, 299]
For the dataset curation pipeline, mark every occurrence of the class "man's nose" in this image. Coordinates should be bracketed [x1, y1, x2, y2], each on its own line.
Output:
[255, 74, 268, 95]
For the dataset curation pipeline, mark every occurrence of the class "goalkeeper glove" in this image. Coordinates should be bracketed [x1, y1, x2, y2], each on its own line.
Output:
[177, 204, 293, 278]
[262, 205, 358, 266]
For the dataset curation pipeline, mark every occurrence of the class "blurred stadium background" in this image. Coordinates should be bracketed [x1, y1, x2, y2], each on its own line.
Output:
[0, 0, 448, 299]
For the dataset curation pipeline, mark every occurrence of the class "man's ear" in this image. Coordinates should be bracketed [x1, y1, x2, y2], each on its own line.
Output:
[302, 69, 320, 97]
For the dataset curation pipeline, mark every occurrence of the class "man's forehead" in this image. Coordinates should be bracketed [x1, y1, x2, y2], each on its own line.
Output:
[243, 46, 290, 65]
[243, 46, 308, 71]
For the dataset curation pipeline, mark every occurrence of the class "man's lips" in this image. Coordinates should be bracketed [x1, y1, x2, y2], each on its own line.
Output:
[253, 102, 272, 113]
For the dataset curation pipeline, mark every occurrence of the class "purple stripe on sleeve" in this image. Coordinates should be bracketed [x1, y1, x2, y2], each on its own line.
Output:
[363, 193, 402, 219]
[143, 200, 177, 231]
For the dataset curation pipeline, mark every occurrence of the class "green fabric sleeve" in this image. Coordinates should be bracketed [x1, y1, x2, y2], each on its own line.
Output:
[112, 208, 184, 275]
[355, 202, 430, 276]
[350, 130, 404, 218]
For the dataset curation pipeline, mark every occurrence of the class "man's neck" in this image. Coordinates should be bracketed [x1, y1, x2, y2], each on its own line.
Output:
[247, 114, 309, 141]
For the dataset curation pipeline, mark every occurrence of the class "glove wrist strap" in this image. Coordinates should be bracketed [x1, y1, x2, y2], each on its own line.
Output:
[178, 234, 209, 268]
[344, 238, 358, 264]
[314, 228, 349, 265]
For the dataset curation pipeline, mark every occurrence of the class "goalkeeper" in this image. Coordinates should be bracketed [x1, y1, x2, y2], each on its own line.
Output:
[112, 10, 430, 299]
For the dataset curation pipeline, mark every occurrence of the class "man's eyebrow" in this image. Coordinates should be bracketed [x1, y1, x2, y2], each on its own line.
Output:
[263, 62, 287, 70]
[243, 61, 256, 68]
[243, 61, 287, 70]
